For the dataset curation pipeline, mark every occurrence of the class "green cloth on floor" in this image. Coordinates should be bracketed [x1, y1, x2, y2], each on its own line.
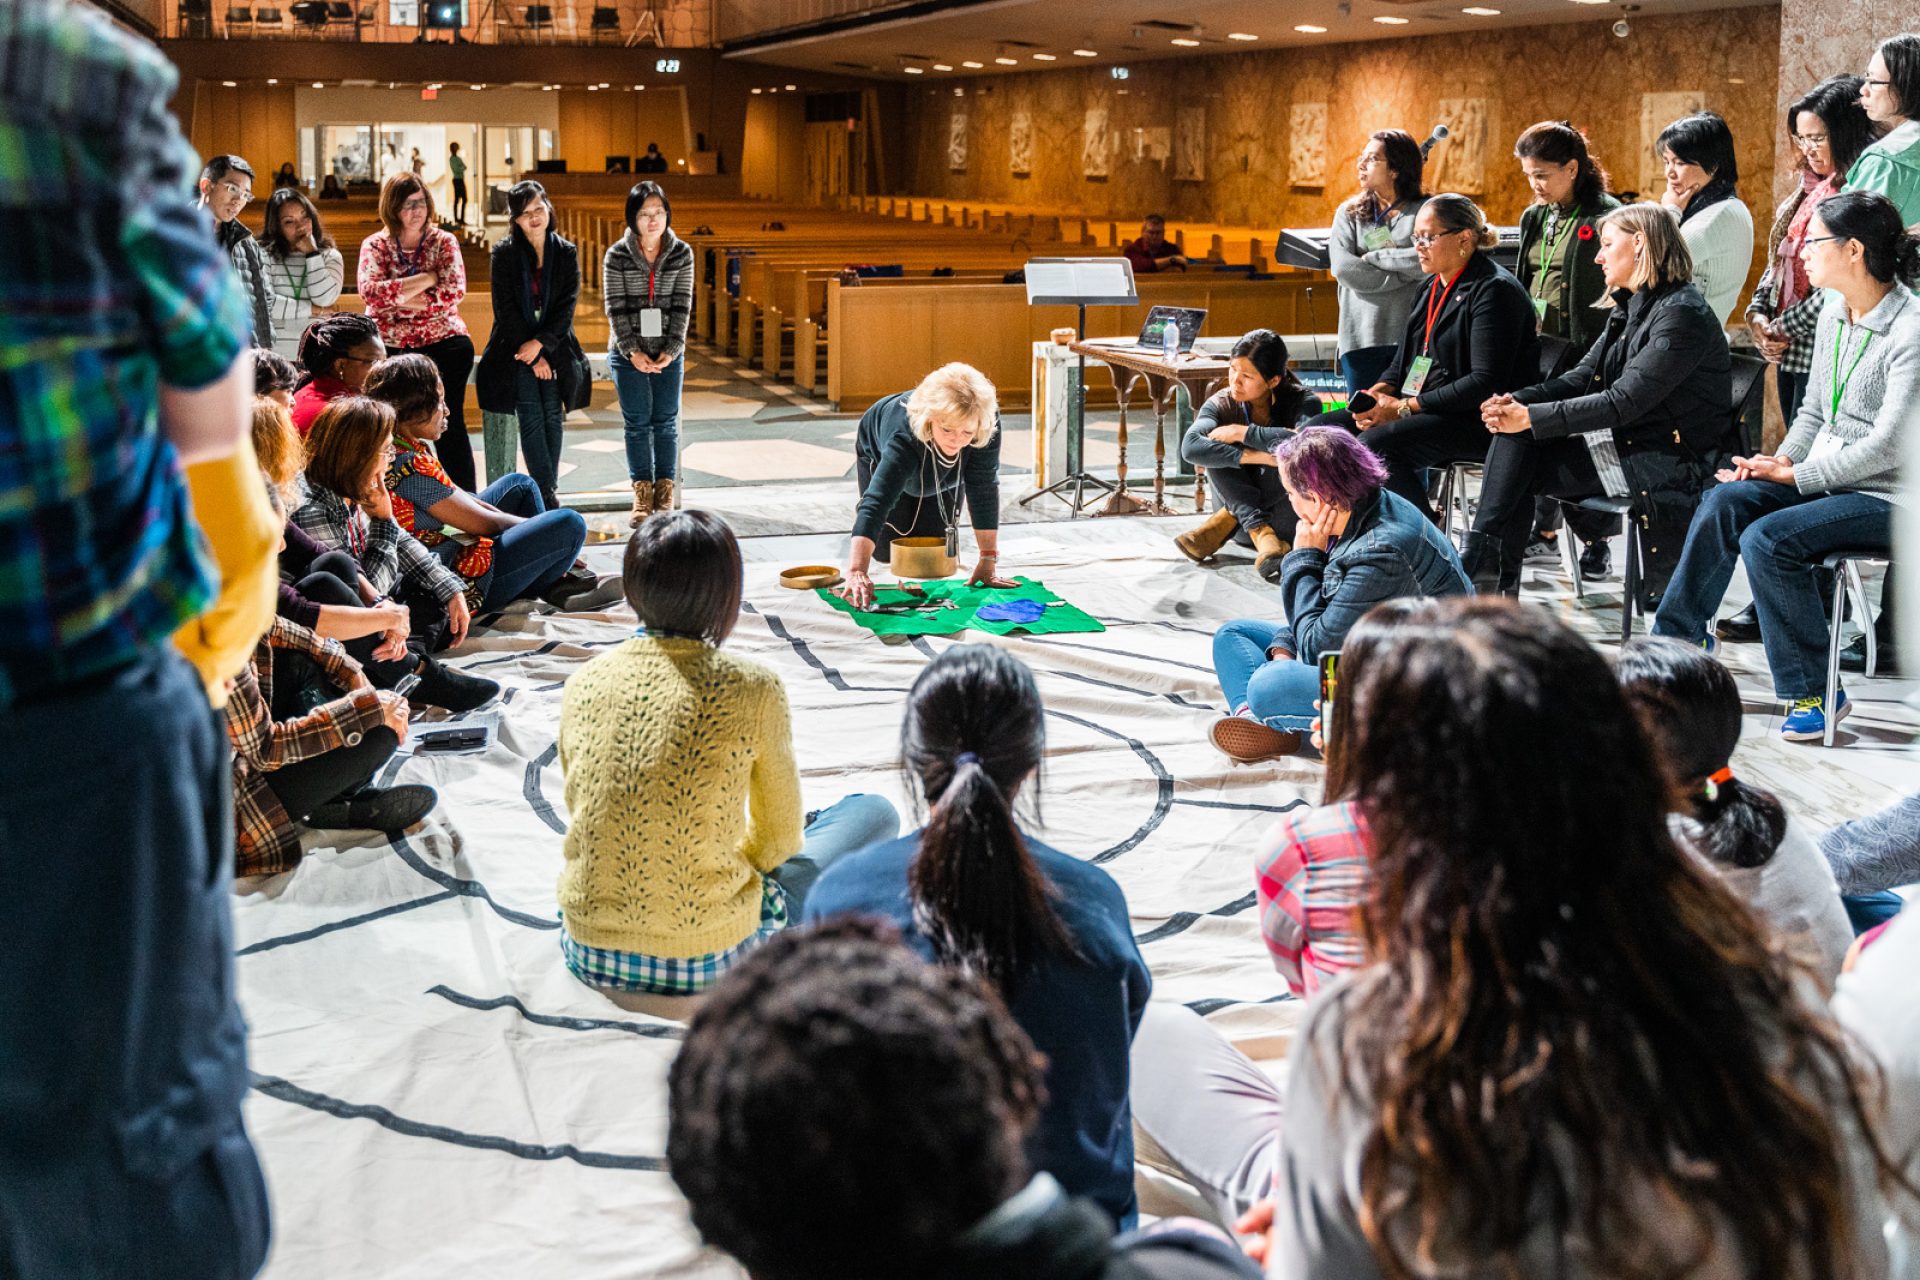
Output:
[817, 577, 1106, 637]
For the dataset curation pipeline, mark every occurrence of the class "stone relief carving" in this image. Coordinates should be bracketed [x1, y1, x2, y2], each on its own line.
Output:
[1009, 109, 1033, 175]
[1289, 102, 1327, 188]
[1083, 105, 1110, 179]
[1174, 106, 1206, 182]
[1429, 97, 1488, 194]
[947, 110, 968, 171]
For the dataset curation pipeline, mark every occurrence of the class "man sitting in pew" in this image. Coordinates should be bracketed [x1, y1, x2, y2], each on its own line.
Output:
[835, 363, 1018, 611]
[1121, 214, 1189, 274]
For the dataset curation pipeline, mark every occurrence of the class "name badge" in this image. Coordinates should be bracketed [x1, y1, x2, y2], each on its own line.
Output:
[1360, 224, 1394, 252]
[1531, 296, 1548, 323]
[1403, 354, 1435, 395]
[640, 307, 664, 338]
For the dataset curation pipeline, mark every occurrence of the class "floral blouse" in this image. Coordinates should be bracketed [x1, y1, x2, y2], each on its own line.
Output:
[357, 227, 468, 350]
[386, 434, 491, 609]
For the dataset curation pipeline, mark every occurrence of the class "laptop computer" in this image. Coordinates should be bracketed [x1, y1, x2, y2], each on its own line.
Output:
[1134, 305, 1206, 353]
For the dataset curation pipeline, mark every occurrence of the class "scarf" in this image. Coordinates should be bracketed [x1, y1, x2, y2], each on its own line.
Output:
[1678, 174, 1737, 226]
[1775, 169, 1839, 314]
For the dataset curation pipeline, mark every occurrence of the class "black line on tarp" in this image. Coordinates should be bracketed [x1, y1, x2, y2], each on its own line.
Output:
[1183, 992, 1294, 1017]
[1134, 892, 1259, 945]
[425, 985, 685, 1041]
[1171, 796, 1311, 815]
[524, 742, 567, 834]
[238, 892, 456, 956]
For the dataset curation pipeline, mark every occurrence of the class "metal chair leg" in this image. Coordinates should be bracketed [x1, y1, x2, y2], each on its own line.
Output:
[1559, 504, 1583, 600]
[1436, 467, 1456, 543]
[1619, 514, 1638, 645]
[1846, 560, 1877, 677]
[1825, 558, 1849, 747]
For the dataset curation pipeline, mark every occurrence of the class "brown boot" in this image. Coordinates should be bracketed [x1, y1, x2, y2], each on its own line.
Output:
[652, 476, 676, 514]
[1250, 525, 1292, 583]
[1174, 508, 1239, 563]
[629, 480, 655, 528]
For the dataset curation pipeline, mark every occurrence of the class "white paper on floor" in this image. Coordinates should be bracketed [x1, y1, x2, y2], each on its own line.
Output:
[234, 529, 1312, 1280]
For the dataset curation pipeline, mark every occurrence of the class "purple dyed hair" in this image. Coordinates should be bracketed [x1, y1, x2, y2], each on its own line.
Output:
[1275, 425, 1390, 509]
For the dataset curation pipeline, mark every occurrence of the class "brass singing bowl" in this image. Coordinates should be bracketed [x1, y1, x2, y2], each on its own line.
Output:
[779, 564, 844, 590]
[889, 537, 958, 580]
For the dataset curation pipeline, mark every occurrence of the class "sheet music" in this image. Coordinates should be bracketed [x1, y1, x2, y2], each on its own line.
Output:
[1025, 258, 1136, 304]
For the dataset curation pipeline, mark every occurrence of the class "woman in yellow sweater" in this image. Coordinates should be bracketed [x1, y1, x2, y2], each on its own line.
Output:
[556, 510, 898, 995]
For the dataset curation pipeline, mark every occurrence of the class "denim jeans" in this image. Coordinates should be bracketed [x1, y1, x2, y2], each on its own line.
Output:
[513, 365, 566, 510]
[1777, 367, 1810, 432]
[477, 473, 588, 611]
[611, 351, 685, 482]
[1338, 344, 1397, 400]
[1843, 890, 1905, 934]
[1212, 618, 1321, 732]
[1651, 480, 1893, 699]
[765, 793, 902, 910]
[0, 649, 270, 1278]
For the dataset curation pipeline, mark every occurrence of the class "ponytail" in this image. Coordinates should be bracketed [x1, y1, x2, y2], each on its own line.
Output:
[1682, 767, 1789, 871]
[1815, 189, 1920, 288]
[901, 646, 1080, 993]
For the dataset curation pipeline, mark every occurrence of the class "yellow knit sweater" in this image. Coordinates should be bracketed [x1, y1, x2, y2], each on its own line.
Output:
[556, 635, 803, 957]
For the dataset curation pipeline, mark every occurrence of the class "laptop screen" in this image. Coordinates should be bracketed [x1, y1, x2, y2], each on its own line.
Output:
[1137, 305, 1206, 352]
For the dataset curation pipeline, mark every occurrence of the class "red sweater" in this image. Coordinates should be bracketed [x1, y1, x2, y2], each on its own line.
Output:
[291, 376, 353, 437]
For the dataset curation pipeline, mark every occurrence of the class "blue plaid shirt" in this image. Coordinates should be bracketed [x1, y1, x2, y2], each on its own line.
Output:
[0, 0, 251, 706]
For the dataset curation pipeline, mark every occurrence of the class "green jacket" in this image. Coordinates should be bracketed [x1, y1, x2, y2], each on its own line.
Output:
[1845, 119, 1920, 226]
[1514, 192, 1622, 356]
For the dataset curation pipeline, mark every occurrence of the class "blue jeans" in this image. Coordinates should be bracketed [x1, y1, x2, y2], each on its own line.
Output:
[765, 793, 901, 910]
[611, 351, 685, 482]
[1212, 618, 1321, 732]
[0, 649, 270, 1278]
[513, 364, 566, 509]
[1338, 344, 1397, 399]
[477, 473, 587, 611]
[1843, 890, 1904, 934]
[1652, 480, 1893, 699]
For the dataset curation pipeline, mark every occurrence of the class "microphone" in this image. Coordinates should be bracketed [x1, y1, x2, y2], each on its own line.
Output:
[1420, 124, 1450, 160]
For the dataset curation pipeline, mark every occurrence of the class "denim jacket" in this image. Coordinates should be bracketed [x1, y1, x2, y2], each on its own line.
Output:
[1276, 487, 1469, 661]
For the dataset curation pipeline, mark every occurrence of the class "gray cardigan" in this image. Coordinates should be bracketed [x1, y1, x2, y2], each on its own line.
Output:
[603, 228, 693, 363]
[1779, 286, 1919, 511]
[1329, 203, 1425, 354]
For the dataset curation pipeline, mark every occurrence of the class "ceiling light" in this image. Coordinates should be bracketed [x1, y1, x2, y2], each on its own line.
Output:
[472, 84, 485, 90]
[1461, 6, 1499, 12]
[962, 60, 984, 68]
[1569, 0, 1610, 4]
[312, 81, 324, 88]
[587, 84, 599, 90]
[904, 66, 923, 73]
[222, 79, 237, 87]
[785, 83, 797, 89]
[1295, 23, 1326, 31]
[1170, 37, 1200, 46]
[1032, 52, 1056, 60]
[751, 87, 762, 94]
[541, 84, 553, 91]
[994, 56, 1018, 64]
[1373, 15, 1409, 22]
[1227, 31, 1257, 40]
[933, 63, 953, 70]
[1727, 75, 1745, 83]
[632, 84, 643, 89]
[1072, 48, 1098, 56]
[267, 77, 278, 84]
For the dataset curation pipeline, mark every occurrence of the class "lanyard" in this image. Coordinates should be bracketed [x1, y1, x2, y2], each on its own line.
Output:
[285, 255, 311, 305]
[1534, 206, 1580, 294]
[1830, 324, 1875, 420]
[1422, 268, 1465, 354]
[346, 504, 367, 560]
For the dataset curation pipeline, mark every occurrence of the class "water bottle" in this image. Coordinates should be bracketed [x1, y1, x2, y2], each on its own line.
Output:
[1162, 318, 1180, 362]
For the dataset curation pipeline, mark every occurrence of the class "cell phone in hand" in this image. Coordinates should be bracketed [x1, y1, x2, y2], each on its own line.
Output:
[1319, 652, 1340, 716]
[1346, 391, 1377, 415]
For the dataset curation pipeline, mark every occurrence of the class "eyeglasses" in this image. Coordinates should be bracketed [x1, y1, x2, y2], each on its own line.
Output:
[1793, 132, 1830, 148]
[1801, 234, 1848, 248]
[1411, 230, 1469, 248]
[216, 180, 254, 205]
[401, 197, 430, 213]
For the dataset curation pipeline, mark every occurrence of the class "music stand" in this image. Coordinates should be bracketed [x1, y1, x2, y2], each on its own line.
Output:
[1020, 257, 1138, 515]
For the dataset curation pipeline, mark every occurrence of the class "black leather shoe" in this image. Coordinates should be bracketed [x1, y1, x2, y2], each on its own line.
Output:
[1716, 602, 1761, 642]
[1578, 540, 1611, 582]
[412, 656, 499, 713]
[307, 784, 438, 833]
[1839, 635, 1902, 675]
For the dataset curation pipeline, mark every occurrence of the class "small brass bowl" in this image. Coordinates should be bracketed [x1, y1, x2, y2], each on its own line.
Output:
[890, 537, 958, 580]
[780, 564, 844, 590]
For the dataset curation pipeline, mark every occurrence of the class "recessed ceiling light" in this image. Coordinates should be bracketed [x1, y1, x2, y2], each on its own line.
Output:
[904, 66, 923, 73]
[312, 81, 324, 88]
[266, 77, 278, 84]
[1032, 52, 1056, 60]
[1461, 6, 1499, 13]
[994, 56, 1018, 64]
[1072, 48, 1098, 56]
[541, 84, 553, 90]
[751, 87, 762, 94]
[1170, 37, 1200, 46]
[1373, 15, 1410, 22]
[472, 84, 485, 90]
[785, 83, 797, 90]
[222, 79, 237, 87]
[1727, 75, 1745, 83]
[1294, 23, 1327, 32]
[635, 84, 646, 90]
[1227, 32, 1257, 40]
[933, 63, 952, 70]
[587, 84, 599, 90]
[962, 60, 984, 68]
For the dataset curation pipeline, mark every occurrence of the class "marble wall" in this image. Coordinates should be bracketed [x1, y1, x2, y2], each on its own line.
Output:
[901, 7, 1782, 232]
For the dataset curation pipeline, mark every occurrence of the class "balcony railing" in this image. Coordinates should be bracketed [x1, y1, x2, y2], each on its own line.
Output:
[715, 0, 940, 44]
[164, 0, 712, 46]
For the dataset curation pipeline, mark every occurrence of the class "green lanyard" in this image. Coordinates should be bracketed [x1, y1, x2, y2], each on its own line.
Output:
[1830, 323, 1875, 419]
[285, 254, 310, 305]
[1533, 205, 1580, 295]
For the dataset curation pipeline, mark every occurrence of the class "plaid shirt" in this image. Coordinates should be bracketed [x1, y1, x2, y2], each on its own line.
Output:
[1255, 800, 1372, 1000]
[291, 481, 464, 604]
[560, 880, 788, 996]
[0, 0, 250, 706]
[225, 616, 386, 876]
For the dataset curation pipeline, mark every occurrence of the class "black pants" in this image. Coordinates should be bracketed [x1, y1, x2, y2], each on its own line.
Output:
[451, 177, 468, 225]
[855, 450, 953, 564]
[1473, 431, 1609, 568]
[263, 725, 399, 820]
[295, 551, 434, 685]
[1207, 461, 1292, 534]
[400, 333, 477, 491]
[1309, 408, 1488, 522]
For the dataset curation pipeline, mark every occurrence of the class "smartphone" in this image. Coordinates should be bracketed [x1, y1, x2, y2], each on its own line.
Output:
[1319, 652, 1340, 714]
[417, 725, 487, 752]
[1346, 390, 1377, 415]
[392, 671, 422, 697]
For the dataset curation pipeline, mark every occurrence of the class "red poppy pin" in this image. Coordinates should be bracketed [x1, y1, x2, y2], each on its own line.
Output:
[1577, 225, 1595, 241]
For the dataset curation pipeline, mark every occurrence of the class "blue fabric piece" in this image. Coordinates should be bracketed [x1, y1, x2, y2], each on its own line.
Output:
[975, 598, 1048, 623]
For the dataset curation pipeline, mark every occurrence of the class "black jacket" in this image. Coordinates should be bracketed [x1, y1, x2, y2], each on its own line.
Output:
[926, 1178, 1261, 1280]
[1515, 280, 1733, 606]
[476, 233, 591, 415]
[1378, 250, 1537, 419]
[1514, 193, 1622, 350]
[852, 389, 1001, 545]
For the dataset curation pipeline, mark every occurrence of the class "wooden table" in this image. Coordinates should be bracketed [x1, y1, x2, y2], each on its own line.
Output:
[1068, 340, 1231, 517]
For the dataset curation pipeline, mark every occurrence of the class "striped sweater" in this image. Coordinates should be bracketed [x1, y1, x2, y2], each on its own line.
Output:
[1780, 285, 1919, 511]
[603, 228, 693, 363]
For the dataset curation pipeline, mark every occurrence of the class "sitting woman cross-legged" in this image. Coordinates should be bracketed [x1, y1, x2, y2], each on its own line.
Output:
[557, 511, 899, 998]
[1304, 193, 1537, 526]
[803, 644, 1152, 1229]
[1477, 202, 1732, 600]
[1209, 427, 1468, 764]
[1652, 191, 1919, 742]
[1173, 329, 1318, 579]
[364, 353, 618, 615]
[291, 312, 384, 437]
